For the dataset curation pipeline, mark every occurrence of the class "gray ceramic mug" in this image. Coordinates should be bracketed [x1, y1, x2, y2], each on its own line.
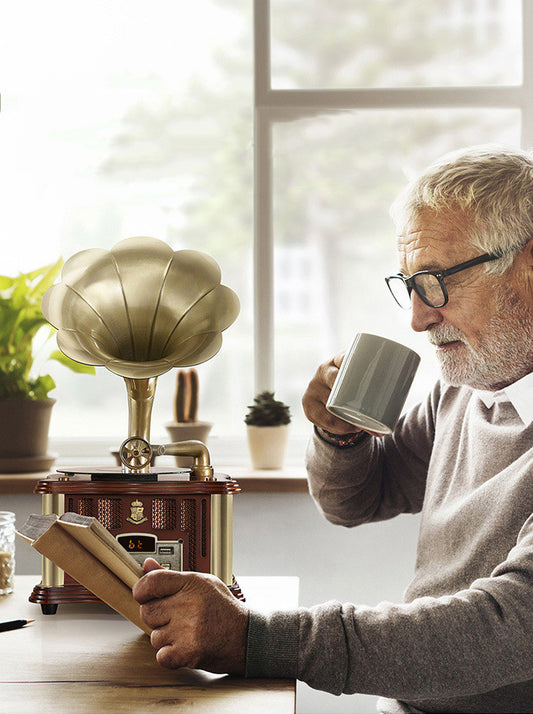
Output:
[326, 333, 420, 435]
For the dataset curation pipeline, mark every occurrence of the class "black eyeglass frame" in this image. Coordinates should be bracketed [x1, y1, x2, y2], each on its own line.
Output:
[385, 252, 504, 309]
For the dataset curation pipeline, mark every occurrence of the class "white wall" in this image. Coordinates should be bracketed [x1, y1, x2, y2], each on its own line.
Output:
[4, 489, 420, 714]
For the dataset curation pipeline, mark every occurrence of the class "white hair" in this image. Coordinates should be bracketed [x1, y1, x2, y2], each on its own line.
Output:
[391, 145, 533, 274]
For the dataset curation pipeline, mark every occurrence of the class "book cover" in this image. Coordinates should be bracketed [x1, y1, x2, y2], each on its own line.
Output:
[17, 513, 150, 634]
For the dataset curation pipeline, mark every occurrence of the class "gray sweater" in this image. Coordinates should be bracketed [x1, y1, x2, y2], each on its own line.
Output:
[245, 381, 533, 713]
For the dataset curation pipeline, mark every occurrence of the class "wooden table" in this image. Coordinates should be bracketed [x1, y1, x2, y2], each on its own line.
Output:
[0, 575, 298, 713]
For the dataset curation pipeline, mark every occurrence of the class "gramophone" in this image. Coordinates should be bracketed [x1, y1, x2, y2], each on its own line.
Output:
[29, 237, 242, 614]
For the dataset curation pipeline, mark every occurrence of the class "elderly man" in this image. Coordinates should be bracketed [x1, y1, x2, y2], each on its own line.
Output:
[133, 146, 533, 714]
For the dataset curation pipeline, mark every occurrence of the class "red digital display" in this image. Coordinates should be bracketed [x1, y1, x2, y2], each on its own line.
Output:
[117, 534, 156, 552]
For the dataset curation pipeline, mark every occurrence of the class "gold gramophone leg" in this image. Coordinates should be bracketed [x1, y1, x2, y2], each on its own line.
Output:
[210, 494, 234, 587]
[41, 493, 65, 588]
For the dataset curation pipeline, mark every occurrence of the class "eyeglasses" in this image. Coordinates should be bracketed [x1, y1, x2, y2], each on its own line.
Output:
[385, 252, 503, 310]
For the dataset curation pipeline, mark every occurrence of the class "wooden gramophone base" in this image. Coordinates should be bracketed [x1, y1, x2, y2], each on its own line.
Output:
[30, 583, 98, 614]
[30, 575, 245, 615]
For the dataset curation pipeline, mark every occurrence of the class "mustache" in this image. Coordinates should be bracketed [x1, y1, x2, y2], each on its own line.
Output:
[428, 325, 466, 346]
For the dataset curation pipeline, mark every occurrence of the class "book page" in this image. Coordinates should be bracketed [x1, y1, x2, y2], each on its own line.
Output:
[16, 513, 59, 543]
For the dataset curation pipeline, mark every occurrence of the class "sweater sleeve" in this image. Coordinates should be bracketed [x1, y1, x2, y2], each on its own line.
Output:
[246, 513, 533, 701]
[305, 383, 439, 526]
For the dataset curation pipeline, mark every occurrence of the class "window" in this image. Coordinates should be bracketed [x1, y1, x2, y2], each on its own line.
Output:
[255, 0, 529, 433]
[1, 0, 531, 454]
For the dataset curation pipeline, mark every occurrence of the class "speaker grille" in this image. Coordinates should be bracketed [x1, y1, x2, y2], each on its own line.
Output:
[180, 499, 196, 570]
[152, 498, 177, 530]
[77, 497, 94, 517]
[67, 497, 94, 517]
[97, 498, 121, 529]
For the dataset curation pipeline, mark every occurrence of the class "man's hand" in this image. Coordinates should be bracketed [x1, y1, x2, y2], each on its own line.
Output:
[132, 558, 249, 674]
[302, 352, 362, 435]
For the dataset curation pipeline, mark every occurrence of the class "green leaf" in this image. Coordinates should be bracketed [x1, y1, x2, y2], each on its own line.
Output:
[33, 375, 56, 399]
[27, 259, 63, 300]
[0, 275, 16, 291]
[244, 391, 291, 426]
[50, 350, 96, 374]
[0, 259, 94, 399]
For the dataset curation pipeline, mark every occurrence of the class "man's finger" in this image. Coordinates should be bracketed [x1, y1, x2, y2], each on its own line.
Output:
[150, 625, 173, 650]
[156, 644, 186, 669]
[140, 601, 172, 629]
[332, 351, 345, 370]
[132, 569, 187, 604]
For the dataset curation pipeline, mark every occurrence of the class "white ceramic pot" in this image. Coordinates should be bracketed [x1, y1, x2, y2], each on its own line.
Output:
[246, 424, 289, 470]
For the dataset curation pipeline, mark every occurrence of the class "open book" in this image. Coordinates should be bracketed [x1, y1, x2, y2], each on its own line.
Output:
[17, 512, 150, 634]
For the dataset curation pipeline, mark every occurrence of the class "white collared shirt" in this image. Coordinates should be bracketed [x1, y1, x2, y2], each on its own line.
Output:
[476, 371, 533, 426]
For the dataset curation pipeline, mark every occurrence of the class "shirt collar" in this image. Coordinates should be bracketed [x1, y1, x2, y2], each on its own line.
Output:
[476, 371, 533, 426]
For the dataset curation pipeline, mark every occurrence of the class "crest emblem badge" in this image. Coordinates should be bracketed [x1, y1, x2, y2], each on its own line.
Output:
[127, 499, 148, 525]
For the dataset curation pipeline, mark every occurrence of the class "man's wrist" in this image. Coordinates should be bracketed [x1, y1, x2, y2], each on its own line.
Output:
[315, 426, 370, 448]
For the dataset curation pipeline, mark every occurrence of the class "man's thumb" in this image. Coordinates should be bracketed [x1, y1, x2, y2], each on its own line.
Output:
[143, 557, 164, 573]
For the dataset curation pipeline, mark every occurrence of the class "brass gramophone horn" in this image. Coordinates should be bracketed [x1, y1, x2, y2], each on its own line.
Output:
[41, 237, 240, 465]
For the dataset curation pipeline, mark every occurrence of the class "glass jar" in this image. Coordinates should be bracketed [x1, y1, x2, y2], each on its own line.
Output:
[0, 511, 15, 595]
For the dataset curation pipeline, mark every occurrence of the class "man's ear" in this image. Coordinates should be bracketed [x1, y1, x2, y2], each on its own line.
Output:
[515, 238, 533, 300]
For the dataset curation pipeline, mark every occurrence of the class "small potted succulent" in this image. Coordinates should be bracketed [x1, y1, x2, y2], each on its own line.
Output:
[165, 368, 212, 467]
[0, 259, 94, 470]
[245, 391, 291, 469]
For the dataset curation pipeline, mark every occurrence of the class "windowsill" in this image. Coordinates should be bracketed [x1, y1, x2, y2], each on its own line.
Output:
[0, 435, 311, 494]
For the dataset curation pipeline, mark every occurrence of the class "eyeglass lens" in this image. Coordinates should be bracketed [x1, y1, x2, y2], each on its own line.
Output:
[413, 273, 445, 307]
[387, 276, 412, 308]
[388, 273, 445, 309]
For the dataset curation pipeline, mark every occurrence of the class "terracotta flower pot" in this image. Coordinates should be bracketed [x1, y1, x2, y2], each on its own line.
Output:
[0, 398, 56, 472]
[246, 424, 289, 470]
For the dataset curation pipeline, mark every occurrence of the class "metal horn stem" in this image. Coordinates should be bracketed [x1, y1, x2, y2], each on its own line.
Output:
[124, 377, 158, 443]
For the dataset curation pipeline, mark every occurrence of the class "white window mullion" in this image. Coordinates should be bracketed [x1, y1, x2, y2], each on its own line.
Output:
[521, 0, 533, 148]
[253, 0, 274, 393]
[253, 110, 274, 393]
[264, 85, 522, 122]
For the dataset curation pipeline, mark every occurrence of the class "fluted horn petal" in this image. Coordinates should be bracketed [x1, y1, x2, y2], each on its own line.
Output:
[42, 237, 240, 379]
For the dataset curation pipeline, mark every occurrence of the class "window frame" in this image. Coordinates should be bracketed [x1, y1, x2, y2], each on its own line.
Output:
[252, 0, 533, 393]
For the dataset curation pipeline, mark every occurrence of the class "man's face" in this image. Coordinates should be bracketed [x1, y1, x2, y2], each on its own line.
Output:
[397, 209, 533, 391]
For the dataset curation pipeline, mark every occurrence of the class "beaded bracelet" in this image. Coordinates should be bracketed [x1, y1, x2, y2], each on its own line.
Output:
[316, 426, 369, 448]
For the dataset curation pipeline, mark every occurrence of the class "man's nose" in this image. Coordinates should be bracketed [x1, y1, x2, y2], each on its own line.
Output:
[410, 292, 443, 332]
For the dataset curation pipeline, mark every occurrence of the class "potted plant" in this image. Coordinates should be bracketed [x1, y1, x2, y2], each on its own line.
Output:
[165, 368, 212, 467]
[245, 391, 291, 469]
[0, 260, 94, 471]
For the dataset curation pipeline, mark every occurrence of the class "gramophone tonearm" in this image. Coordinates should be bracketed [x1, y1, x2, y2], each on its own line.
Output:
[120, 436, 215, 481]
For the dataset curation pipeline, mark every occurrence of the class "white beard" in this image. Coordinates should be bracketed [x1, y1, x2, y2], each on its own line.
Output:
[428, 285, 533, 391]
